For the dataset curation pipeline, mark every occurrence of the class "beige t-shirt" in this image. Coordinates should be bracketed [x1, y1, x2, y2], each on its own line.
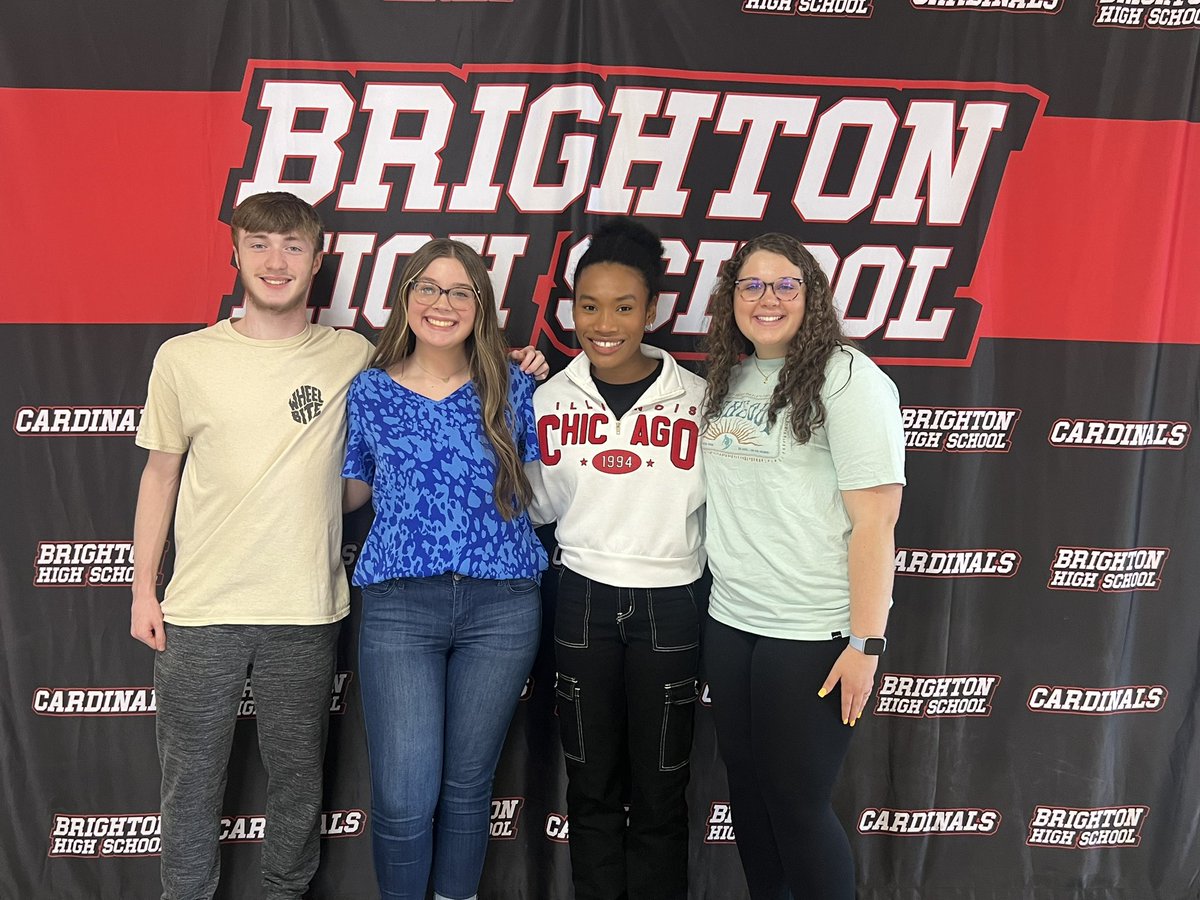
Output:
[136, 320, 374, 626]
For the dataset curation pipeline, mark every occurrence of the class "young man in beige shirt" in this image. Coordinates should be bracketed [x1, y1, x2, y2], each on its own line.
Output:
[131, 191, 373, 900]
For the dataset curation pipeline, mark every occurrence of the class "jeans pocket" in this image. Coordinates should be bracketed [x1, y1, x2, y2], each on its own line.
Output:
[659, 678, 698, 771]
[555, 673, 585, 763]
[506, 577, 539, 595]
[361, 578, 397, 598]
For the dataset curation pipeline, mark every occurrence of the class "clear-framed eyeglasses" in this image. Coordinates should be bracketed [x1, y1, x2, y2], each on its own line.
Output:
[733, 276, 805, 303]
[406, 278, 480, 311]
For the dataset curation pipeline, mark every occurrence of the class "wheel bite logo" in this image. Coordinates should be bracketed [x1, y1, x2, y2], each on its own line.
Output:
[1047, 546, 1169, 592]
[1094, 0, 1200, 28]
[1027, 684, 1167, 716]
[705, 802, 737, 843]
[48, 811, 365, 857]
[1048, 418, 1190, 449]
[221, 62, 1044, 366]
[13, 406, 143, 436]
[858, 807, 1001, 835]
[874, 674, 1001, 717]
[1027, 805, 1148, 848]
[895, 547, 1020, 577]
[289, 384, 324, 424]
[911, 0, 1060, 10]
[742, 0, 873, 16]
[33, 541, 155, 588]
[903, 406, 1020, 451]
[489, 797, 524, 839]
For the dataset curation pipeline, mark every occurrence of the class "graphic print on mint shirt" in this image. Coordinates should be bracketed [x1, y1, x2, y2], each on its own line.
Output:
[703, 392, 785, 461]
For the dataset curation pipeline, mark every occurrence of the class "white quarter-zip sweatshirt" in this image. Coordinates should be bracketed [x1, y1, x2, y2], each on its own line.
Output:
[528, 345, 707, 587]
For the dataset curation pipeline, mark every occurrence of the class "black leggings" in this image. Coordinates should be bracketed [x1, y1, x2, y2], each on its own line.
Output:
[703, 617, 855, 900]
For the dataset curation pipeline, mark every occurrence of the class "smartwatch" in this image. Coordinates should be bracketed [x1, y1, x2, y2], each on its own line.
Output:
[848, 634, 887, 655]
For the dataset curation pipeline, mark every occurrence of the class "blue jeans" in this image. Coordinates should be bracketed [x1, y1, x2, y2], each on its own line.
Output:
[358, 573, 541, 900]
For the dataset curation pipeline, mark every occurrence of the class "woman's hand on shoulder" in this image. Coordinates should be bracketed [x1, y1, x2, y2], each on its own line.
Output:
[819, 645, 879, 727]
[511, 346, 549, 381]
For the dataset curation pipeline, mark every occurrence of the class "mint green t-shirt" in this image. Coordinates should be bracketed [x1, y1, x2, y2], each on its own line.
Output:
[702, 346, 905, 640]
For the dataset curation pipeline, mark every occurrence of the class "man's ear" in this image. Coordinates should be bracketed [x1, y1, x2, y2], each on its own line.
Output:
[312, 250, 324, 275]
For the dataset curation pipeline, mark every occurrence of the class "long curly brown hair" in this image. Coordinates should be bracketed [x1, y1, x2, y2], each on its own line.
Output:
[370, 239, 533, 520]
[702, 233, 848, 444]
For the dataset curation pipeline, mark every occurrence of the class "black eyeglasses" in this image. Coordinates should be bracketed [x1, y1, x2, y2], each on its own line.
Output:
[733, 277, 805, 303]
[406, 278, 480, 311]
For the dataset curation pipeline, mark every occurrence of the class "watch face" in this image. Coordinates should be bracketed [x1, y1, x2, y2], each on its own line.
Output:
[863, 637, 887, 655]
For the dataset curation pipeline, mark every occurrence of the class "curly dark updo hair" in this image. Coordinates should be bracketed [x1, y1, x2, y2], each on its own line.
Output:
[574, 218, 666, 303]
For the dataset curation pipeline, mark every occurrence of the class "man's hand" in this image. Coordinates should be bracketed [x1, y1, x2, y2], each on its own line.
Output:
[131, 449, 182, 652]
[511, 346, 550, 380]
[131, 592, 166, 651]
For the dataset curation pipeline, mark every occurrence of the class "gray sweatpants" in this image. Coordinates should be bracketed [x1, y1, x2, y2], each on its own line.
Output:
[154, 622, 340, 900]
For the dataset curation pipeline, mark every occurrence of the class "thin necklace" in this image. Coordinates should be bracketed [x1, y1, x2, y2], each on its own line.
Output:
[407, 357, 469, 384]
[752, 355, 773, 384]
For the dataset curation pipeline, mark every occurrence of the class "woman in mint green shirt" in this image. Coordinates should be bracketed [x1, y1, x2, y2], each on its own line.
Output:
[700, 232, 905, 900]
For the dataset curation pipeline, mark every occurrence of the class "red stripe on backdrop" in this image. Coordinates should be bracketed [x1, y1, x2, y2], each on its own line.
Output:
[1, 87, 1198, 345]
[0, 88, 247, 324]
[971, 116, 1200, 345]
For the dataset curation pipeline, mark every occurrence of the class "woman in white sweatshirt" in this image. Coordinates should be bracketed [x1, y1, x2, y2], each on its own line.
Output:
[528, 219, 706, 900]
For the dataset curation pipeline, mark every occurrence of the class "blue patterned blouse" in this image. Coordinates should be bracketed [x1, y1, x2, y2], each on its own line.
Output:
[343, 363, 548, 585]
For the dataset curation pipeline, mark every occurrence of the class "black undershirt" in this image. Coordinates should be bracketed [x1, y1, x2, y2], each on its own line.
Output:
[592, 359, 664, 420]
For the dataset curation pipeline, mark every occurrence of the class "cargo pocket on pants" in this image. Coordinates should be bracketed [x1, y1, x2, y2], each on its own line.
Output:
[659, 678, 698, 771]
[555, 673, 585, 763]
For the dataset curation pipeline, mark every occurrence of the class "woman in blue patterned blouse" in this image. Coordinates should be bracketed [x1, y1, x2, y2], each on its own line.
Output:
[342, 239, 548, 900]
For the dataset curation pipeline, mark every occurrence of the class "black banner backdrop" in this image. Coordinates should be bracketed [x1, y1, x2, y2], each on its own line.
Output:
[2, 2, 1199, 898]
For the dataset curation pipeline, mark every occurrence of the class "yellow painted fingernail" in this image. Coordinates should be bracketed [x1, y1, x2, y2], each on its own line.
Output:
[842, 717, 848, 725]
[851, 718, 857, 727]
[818, 689, 827, 698]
